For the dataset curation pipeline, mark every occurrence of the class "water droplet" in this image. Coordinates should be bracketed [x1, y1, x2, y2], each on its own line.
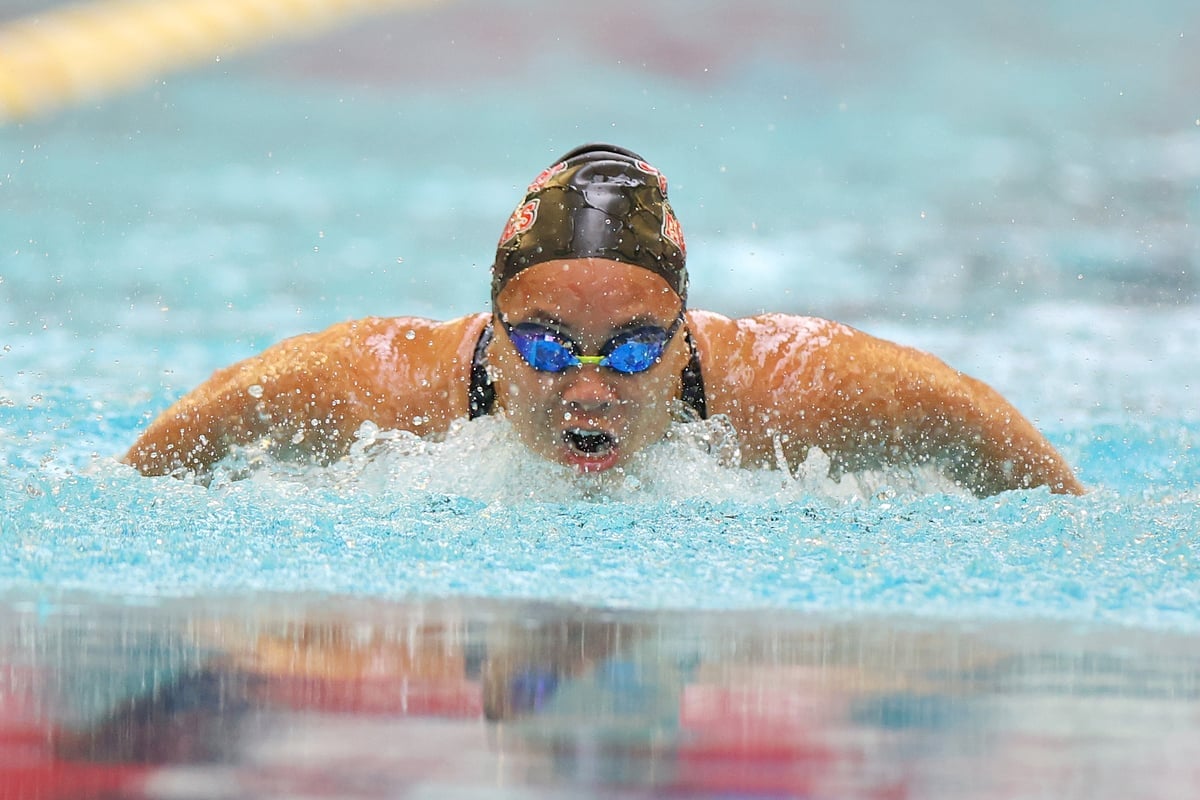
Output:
[405, 330, 416, 340]
[247, 384, 264, 398]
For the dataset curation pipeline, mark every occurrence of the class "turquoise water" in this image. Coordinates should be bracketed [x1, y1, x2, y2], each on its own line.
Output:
[2, 0, 1198, 628]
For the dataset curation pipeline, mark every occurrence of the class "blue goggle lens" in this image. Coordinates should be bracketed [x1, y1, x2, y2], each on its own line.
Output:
[515, 333, 579, 372]
[603, 331, 668, 373]
[503, 318, 680, 375]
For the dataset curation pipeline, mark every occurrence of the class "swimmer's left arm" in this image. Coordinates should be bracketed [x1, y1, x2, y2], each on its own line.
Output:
[801, 324, 1085, 496]
[693, 312, 1084, 496]
[843, 337, 1086, 496]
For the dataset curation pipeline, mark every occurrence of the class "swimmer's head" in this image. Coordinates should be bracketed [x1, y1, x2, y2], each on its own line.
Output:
[492, 144, 688, 307]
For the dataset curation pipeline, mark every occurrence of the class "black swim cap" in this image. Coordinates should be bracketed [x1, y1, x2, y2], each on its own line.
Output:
[492, 144, 688, 305]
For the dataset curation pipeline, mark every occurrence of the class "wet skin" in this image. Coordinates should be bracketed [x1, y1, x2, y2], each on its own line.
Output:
[122, 258, 1084, 495]
[490, 258, 690, 473]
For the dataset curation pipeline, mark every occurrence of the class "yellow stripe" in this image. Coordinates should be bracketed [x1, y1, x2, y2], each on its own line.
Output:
[0, 0, 444, 122]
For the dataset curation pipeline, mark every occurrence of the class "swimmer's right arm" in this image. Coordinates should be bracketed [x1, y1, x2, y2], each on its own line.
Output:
[123, 314, 487, 477]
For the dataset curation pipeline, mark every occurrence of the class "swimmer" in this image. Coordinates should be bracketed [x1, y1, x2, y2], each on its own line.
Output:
[124, 144, 1084, 496]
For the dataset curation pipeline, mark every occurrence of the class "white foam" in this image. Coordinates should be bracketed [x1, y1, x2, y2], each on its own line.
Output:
[205, 413, 967, 506]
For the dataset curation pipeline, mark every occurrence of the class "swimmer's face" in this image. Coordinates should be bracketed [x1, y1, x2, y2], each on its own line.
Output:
[490, 258, 689, 473]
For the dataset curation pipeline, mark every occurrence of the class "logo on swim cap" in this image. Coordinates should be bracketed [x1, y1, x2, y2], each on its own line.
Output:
[527, 161, 567, 194]
[498, 199, 539, 245]
[492, 144, 688, 305]
[634, 160, 668, 194]
[662, 205, 685, 256]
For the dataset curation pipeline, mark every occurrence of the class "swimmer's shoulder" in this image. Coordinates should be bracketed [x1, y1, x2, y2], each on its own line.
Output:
[303, 312, 490, 354]
[279, 312, 491, 432]
[687, 308, 952, 404]
[684, 310, 861, 458]
[245, 312, 489, 403]
[686, 310, 857, 423]
[305, 311, 490, 392]
[685, 309, 855, 370]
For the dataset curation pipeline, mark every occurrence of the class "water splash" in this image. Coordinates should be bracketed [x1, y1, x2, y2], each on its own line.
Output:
[201, 414, 966, 506]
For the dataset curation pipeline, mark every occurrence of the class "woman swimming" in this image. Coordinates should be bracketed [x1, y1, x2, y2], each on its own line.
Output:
[124, 144, 1084, 496]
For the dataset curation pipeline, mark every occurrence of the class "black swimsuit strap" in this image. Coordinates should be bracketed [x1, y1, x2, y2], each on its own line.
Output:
[467, 320, 495, 419]
[466, 319, 707, 421]
[680, 329, 708, 420]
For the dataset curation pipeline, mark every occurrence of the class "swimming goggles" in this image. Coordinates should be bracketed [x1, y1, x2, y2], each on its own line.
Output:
[498, 312, 684, 374]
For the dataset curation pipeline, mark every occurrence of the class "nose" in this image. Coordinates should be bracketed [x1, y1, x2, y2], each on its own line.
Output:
[560, 366, 619, 412]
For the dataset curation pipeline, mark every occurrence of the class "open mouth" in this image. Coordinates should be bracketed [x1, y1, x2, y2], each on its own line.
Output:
[563, 428, 616, 456]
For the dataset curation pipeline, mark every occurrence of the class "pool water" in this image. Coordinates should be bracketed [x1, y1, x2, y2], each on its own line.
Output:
[1, 0, 1198, 796]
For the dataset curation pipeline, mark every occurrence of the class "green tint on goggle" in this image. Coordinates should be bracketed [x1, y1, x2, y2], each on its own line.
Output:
[499, 313, 684, 374]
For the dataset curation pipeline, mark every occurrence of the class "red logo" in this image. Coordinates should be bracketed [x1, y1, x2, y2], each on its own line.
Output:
[661, 205, 685, 256]
[499, 199, 539, 245]
[635, 160, 669, 194]
[526, 161, 567, 194]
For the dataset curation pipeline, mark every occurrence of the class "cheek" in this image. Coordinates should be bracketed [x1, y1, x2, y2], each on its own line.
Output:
[507, 372, 557, 405]
[493, 353, 557, 415]
[635, 349, 688, 400]
[622, 369, 681, 421]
